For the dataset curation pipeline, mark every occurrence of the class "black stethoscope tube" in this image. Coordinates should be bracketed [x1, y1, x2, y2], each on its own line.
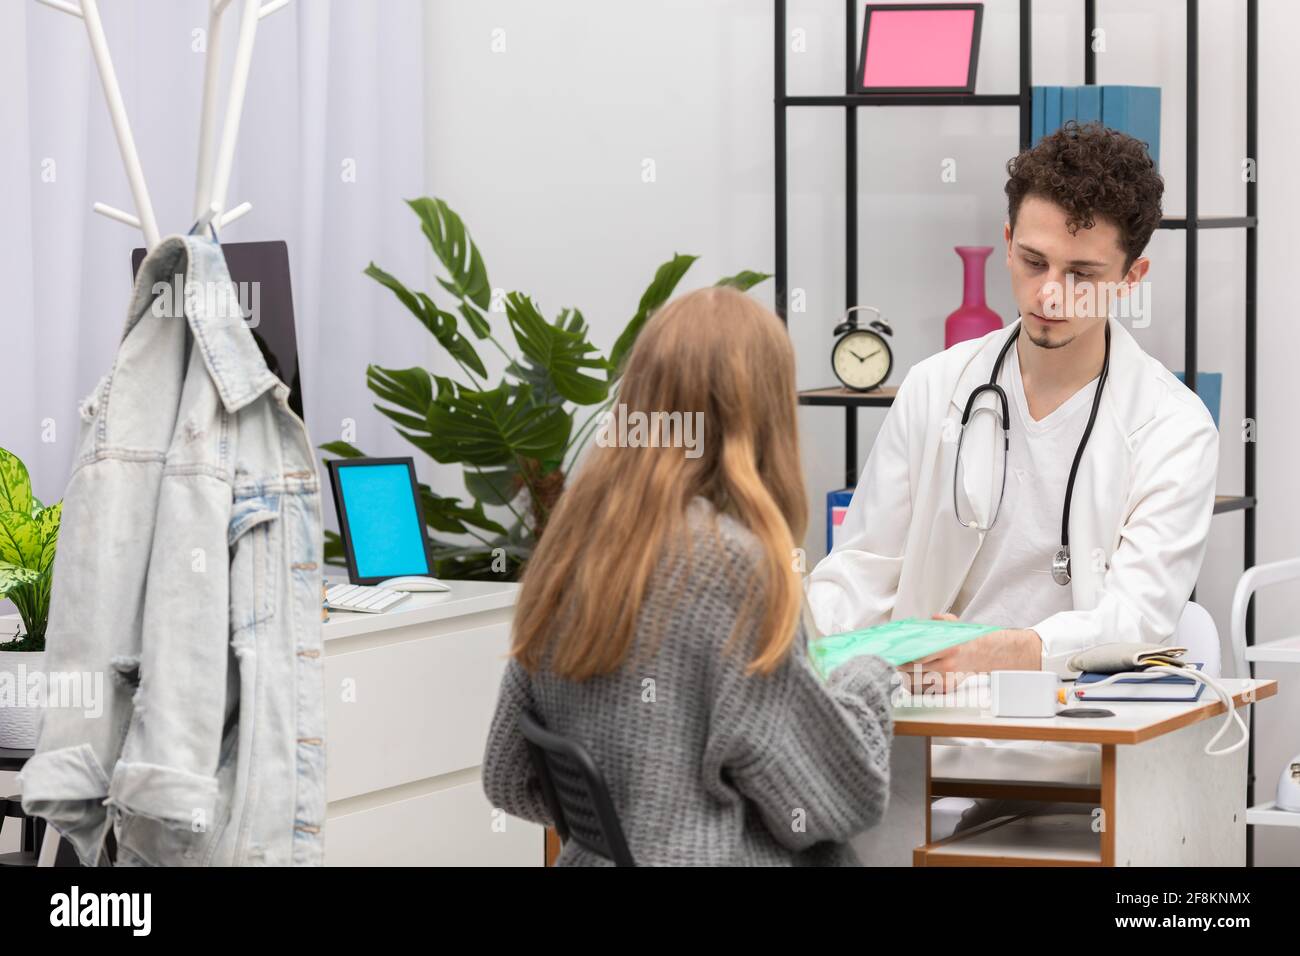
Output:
[957, 319, 1111, 585]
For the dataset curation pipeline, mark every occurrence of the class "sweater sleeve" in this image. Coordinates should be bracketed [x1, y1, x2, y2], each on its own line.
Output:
[707, 622, 896, 852]
[481, 658, 552, 826]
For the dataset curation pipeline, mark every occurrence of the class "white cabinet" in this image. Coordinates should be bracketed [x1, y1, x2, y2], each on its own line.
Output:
[322, 580, 542, 866]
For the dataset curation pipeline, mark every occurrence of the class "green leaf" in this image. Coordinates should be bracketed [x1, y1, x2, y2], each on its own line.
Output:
[36, 501, 60, 573]
[364, 265, 486, 378]
[458, 301, 492, 340]
[610, 253, 699, 375]
[416, 293, 486, 378]
[364, 262, 424, 323]
[406, 198, 491, 309]
[0, 561, 41, 596]
[319, 441, 369, 459]
[506, 295, 609, 406]
[464, 465, 521, 507]
[367, 365, 434, 420]
[0, 448, 33, 518]
[715, 269, 773, 292]
[0, 511, 42, 569]
[324, 530, 347, 566]
[424, 381, 572, 467]
[419, 484, 507, 537]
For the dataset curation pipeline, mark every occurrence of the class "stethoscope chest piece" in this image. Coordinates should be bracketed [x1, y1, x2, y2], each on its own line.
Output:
[1051, 546, 1072, 586]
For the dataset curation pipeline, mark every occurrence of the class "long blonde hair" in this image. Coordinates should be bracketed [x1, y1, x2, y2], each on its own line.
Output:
[512, 286, 808, 679]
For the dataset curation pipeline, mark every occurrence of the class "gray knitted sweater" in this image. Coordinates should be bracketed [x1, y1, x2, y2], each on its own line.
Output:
[482, 498, 895, 866]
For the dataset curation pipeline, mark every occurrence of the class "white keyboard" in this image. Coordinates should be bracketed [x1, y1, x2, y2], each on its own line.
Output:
[325, 582, 411, 614]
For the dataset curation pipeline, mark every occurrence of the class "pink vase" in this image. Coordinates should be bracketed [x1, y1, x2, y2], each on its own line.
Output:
[944, 246, 1003, 349]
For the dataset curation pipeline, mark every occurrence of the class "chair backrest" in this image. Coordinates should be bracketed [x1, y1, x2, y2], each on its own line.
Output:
[1173, 600, 1221, 678]
[1230, 557, 1300, 679]
[518, 711, 635, 866]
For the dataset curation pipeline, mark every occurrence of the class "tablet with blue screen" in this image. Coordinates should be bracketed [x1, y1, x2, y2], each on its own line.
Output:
[326, 457, 433, 585]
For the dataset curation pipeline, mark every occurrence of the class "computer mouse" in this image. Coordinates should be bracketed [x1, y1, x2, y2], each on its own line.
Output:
[381, 576, 451, 593]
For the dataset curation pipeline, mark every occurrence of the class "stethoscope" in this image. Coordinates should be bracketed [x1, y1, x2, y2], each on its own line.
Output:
[953, 319, 1111, 586]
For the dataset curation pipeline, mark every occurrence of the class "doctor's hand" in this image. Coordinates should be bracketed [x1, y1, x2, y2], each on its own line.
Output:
[896, 616, 1043, 694]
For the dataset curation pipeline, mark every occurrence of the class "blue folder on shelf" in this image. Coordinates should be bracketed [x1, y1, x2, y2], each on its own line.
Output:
[1044, 85, 1062, 143]
[1061, 85, 1078, 130]
[1076, 84, 1101, 125]
[826, 488, 855, 553]
[1102, 85, 1161, 168]
[1174, 371, 1222, 429]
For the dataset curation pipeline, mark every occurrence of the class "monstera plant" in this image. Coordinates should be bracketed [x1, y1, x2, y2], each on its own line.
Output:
[322, 197, 770, 581]
[0, 447, 60, 652]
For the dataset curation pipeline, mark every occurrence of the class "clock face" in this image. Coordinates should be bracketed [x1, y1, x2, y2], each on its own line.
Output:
[832, 330, 891, 390]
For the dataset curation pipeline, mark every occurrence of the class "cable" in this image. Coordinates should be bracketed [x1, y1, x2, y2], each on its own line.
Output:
[1077, 665, 1250, 757]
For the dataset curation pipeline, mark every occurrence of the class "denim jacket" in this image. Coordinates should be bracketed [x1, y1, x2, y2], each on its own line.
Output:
[21, 235, 326, 866]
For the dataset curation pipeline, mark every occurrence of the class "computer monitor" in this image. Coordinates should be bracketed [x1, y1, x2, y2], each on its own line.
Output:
[326, 457, 433, 585]
[132, 240, 304, 420]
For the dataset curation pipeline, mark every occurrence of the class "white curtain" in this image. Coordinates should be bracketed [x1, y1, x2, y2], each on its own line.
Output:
[0, 0, 431, 509]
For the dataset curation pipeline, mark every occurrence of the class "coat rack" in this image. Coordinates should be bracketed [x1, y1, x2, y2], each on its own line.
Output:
[30, 0, 290, 868]
[35, 0, 290, 248]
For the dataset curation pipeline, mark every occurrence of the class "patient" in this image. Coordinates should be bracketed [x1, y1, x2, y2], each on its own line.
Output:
[481, 286, 895, 866]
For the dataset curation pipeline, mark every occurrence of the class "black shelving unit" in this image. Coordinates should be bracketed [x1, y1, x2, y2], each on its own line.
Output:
[775, 0, 1260, 864]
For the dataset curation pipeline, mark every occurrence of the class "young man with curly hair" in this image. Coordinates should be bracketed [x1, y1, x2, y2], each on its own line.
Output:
[806, 122, 1220, 843]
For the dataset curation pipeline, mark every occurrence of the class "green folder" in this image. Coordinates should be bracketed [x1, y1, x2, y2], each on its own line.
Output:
[809, 617, 998, 678]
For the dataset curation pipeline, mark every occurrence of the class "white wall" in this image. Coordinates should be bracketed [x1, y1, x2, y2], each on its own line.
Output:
[423, 0, 1299, 864]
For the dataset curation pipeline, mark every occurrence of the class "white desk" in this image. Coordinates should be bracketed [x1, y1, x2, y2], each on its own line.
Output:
[322, 580, 543, 866]
[851, 678, 1278, 867]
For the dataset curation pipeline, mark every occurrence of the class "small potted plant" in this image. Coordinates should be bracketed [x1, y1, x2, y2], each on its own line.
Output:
[0, 447, 60, 750]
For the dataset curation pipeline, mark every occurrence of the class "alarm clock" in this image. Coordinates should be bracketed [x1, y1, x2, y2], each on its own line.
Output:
[831, 306, 894, 391]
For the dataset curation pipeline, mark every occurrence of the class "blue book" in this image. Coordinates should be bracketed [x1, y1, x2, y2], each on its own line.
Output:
[1103, 85, 1161, 168]
[1128, 86, 1161, 169]
[826, 488, 855, 554]
[1174, 371, 1222, 429]
[1075, 663, 1206, 702]
[1061, 85, 1078, 128]
[1076, 84, 1101, 125]
[1044, 85, 1062, 139]
[1102, 85, 1130, 140]
[1032, 86, 1045, 145]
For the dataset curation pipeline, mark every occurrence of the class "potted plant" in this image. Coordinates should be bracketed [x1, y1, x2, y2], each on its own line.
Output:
[0, 447, 61, 749]
[323, 197, 771, 580]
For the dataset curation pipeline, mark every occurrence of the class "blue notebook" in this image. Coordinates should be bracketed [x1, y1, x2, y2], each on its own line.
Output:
[1076, 84, 1101, 125]
[1174, 371, 1222, 429]
[1102, 85, 1161, 169]
[1044, 85, 1062, 141]
[1074, 663, 1205, 702]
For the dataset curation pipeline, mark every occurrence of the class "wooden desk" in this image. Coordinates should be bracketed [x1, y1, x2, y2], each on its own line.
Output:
[850, 678, 1277, 867]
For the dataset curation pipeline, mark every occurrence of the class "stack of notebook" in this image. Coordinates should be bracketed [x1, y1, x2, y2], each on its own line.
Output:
[1032, 85, 1161, 170]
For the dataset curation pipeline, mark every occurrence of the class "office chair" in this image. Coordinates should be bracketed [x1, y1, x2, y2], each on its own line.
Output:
[1173, 600, 1222, 678]
[518, 711, 635, 866]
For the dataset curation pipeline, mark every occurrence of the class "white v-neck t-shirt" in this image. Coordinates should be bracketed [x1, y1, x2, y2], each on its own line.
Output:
[936, 341, 1106, 778]
[950, 341, 1101, 628]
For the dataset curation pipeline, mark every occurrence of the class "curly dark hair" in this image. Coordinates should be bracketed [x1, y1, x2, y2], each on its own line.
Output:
[1005, 120, 1164, 270]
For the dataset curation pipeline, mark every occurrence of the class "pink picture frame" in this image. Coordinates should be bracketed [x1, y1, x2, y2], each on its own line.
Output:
[857, 3, 984, 94]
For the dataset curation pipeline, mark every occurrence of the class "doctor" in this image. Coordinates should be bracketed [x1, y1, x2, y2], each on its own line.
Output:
[807, 122, 1220, 690]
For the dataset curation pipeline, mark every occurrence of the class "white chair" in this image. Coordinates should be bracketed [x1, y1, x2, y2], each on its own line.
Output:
[1173, 600, 1221, 678]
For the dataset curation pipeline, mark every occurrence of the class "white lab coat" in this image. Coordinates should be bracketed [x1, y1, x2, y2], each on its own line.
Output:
[807, 317, 1220, 673]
